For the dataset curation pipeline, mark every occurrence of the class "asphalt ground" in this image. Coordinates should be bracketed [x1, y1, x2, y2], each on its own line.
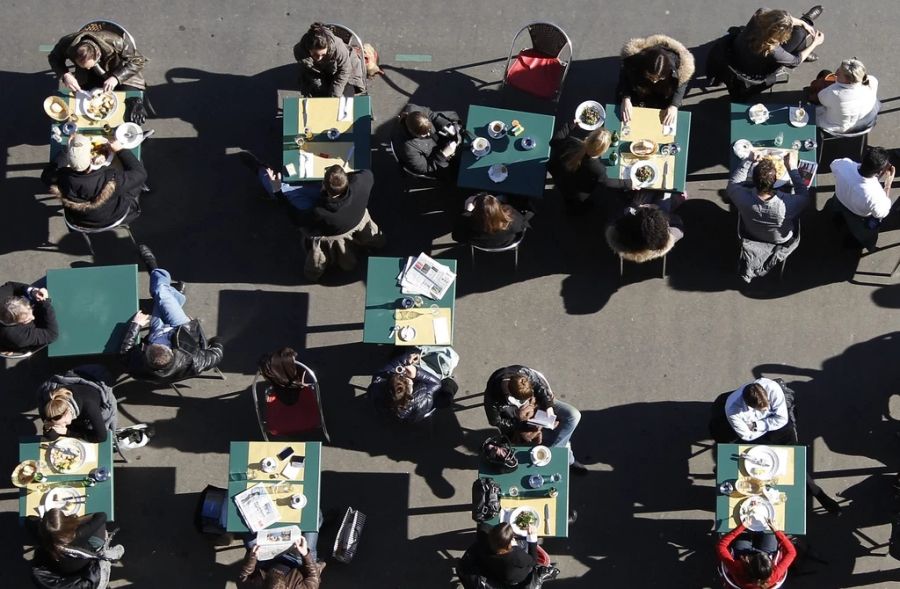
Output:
[1, 1, 899, 587]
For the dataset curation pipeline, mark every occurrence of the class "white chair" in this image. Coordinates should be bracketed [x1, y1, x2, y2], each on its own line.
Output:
[64, 212, 136, 256]
[470, 232, 525, 272]
[0, 345, 47, 361]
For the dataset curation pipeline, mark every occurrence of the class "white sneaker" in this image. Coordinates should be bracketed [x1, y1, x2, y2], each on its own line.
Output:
[118, 432, 149, 450]
[104, 544, 125, 560]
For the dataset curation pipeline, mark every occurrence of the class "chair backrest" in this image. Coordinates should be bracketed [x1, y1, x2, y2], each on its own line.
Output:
[326, 23, 362, 50]
[737, 213, 801, 243]
[251, 360, 330, 442]
[526, 22, 572, 61]
[471, 231, 526, 253]
[718, 561, 787, 589]
[0, 348, 37, 360]
[79, 19, 137, 49]
[64, 211, 130, 234]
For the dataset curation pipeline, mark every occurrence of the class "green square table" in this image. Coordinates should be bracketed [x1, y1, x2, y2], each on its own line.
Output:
[478, 446, 569, 537]
[19, 436, 115, 520]
[730, 102, 818, 185]
[47, 264, 139, 358]
[604, 104, 691, 193]
[363, 256, 457, 345]
[716, 443, 807, 535]
[49, 89, 143, 161]
[282, 95, 372, 182]
[457, 105, 555, 198]
[226, 441, 322, 533]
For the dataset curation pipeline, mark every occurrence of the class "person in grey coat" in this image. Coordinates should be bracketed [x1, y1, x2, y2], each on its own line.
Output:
[293, 22, 365, 97]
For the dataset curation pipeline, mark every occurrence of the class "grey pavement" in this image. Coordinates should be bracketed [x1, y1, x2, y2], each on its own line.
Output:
[1, 1, 899, 587]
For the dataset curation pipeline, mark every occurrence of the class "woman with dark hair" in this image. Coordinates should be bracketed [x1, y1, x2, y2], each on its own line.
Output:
[293, 22, 365, 97]
[392, 103, 463, 180]
[617, 34, 695, 126]
[548, 124, 612, 212]
[368, 349, 457, 423]
[37, 508, 123, 585]
[717, 520, 796, 588]
[452, 193, 532, 249]
[472, 522, 552, 587]
[606, 191, 685, 265]
[732, 7, 825, 77]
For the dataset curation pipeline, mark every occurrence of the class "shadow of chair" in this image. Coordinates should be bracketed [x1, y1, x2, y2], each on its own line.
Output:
[114, 366, 226, 397]
[470, 232, 525, 272]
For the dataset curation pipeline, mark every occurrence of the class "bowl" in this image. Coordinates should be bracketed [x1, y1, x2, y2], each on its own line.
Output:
[748, 103, 769, 124]
[733, 139, 753, 159]
[488, 163, 508, 183]
[575, 100, 605, 130]
[43, 96, 70, 122]
[399, 326, 416, 342]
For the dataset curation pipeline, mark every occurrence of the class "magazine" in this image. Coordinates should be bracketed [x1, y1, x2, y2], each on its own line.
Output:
[398, 253, 456, 299]
[234, 483, 279, 532]
[254, 525, 302, 561]
[797, 159, 818, 188]
[527, 409, 558, 430]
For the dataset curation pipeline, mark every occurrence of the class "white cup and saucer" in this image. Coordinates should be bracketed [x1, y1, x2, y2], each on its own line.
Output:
[290, 493, 308, 510]
[471, 136, 491, 158]
[260, 457, 278, 473]
[487, 120, 507, 139]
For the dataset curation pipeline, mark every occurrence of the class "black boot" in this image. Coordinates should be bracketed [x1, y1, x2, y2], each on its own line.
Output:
[801, 5, 823, 25]
[138, 244, 158, 272]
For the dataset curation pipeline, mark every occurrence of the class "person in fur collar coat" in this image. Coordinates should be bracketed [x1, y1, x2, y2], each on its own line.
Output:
[616, 34, 695, 126]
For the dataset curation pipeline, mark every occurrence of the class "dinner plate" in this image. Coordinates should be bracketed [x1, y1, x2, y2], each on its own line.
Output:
[48, 438, 87, 473]
[788, 107, 810, 127]
[629, 160, 659, 188]
[43, 486, 82, 517]
[78, 89, 119, 122]
[488, 164, 509, 183]
[738, 496, 775, 532]
[11, 460, 38, 488]
[575, 100, 605, 131]
[115, 122, 144, 149]
[748, 103, 769, 124]
[509, 506, 541, 536]
[743, 445, 780, 481]
[89, 137, 113, 171]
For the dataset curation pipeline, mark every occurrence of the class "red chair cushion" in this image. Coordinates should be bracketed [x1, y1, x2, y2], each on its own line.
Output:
[264, 386, 322, 436]
[506, 49, 564, 99]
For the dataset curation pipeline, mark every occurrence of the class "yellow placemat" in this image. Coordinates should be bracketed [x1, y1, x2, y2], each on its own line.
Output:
[25, 484, 88, 518]
[299, 98, 355, 134]
[65, 91, 127, 129]
[738, 445, 795, 485]
[393, 308, 452, 346]
[727, 494, 786, 530]
[620, 153, 676, 190]
[246, 442, 307, 481]
[500, 497, 557, 536]
[245, 481, 305, 525]
[41, 439, 100, 476]
[622, 106, 675, 143]
[299, 141, 356, 175]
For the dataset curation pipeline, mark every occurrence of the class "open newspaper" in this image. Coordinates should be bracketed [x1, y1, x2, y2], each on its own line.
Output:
[254, 525, 302, 561]
[234, 483, 279, 532]
[398, 253, 456, 300]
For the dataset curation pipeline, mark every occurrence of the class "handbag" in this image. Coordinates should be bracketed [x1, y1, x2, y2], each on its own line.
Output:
[481, 435, 518, 474]
[471, 477, 502, 522]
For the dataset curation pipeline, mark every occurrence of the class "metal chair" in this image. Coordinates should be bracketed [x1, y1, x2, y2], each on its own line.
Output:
[0, 345, 47, 361]
[502, 22, 573, 103]
[618, 251, 667, 278]
[718, 560, 786, 589]
[606, 225, 672, 279]
[326, 23, 367, 95]
[251, 360, 331, 443]
[386, 136, 440, 196]
[470, 232, 525, 272]
[737, 213, 801, 280]
[64, 212, 136, 256]
[79, 20, 137, 49]
[725, 65, 790, 100]
[816, 123, 875, 166]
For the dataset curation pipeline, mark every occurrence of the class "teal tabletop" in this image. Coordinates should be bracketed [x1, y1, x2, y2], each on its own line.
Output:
[478, 446, 570, 537]
[363, 256, 457, 345]
[716, 443, 807, 535]
[730, 102, 818, 185]
[49, 89, 143, 161]
[226, 441, 322, 533]
[282, 95, 372, 182]
[457, 105, 555, 198]
[604, 104, 692, 193]
[47, 264, 139, 358]
[19, 436, 115, 521]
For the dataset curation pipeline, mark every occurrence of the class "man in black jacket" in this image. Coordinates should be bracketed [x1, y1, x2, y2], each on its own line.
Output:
[0, 282, 58, 353]
[120, 246, 223, 382]
[49, 26, 146, 92]
[391, 103, 463, 181]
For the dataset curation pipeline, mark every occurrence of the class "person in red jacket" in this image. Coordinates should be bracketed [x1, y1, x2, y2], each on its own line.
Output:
[717, 519, 796, 588]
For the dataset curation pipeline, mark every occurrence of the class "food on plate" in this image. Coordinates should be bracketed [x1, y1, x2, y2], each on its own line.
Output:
[90, 138, 111, 166]
[760, 155, 787, 178]
[630, 139, 656, 157]
[579, 105, 603, 126]
[49, 445, 80, 472]
[514, 509, 538, 529]
[86, 91, 116, 119]
[50, 102, 63, 114]
[634, 165, 654, 183]
[794, 107, 806, 121]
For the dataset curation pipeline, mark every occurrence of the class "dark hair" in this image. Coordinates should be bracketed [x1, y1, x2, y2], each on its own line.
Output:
[303, 23, 332, 52]
[486, 523, 515, 554]
[40, 508, 94, 561]
[471, 193, 513, 234]
[629, 46, 677, 96]
[746, 551, 774, 586]
[388, 373, 413, 411]
[859, 146, 889, 178]
[323, 165, 349, 197]
[259, 348, 303, 389]
[742, 383, 769, 410]
[403, 111, 433, 137]
[145, 343, 174, 369]
[614, 206, 671, 252]
[752, 158, 778, 194]
[264, 570, 290, 589]
[73, 42, 99, 64]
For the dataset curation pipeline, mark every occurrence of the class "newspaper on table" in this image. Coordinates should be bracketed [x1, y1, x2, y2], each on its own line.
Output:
[234, 483, 279, 532]
[398, 253, 456, 300]
[254, 525, 302, 561]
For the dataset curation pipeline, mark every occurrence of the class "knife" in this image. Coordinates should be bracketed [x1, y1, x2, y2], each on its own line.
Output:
[544, 503, 551, 535]
[662, 161, 669, 189]
[301, 98, 308, 130]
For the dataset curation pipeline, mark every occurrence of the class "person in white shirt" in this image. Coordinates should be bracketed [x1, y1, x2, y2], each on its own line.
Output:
[828, 147, 895, 250]
[724, 378, 793, 443]
[816, 58, 879, 134]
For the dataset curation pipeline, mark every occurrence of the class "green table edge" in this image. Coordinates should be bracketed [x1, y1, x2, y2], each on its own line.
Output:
[50, 89, 143, 161]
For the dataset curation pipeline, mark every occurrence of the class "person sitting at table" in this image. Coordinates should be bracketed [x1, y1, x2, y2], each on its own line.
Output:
[827, 147, 895, 252]
[483, 365, 587, 474]
[724, 378, 795, 445]
[392, 103, 463, 181]
[464, 522, 556, 588]
[548, 124, 611, 213]
[38, 365, 118, 444]
[368, 348, 458, 424]
[41, 135, 147, 229]
[606, 191, 684, 266]
[293, 22, 365, 98]
[238, 536, 323, 589]
[49, 25, 146, 93]
[451, 193, 532, 249]
[120, 245, 224, 383]
[716, 519, 796, 589]
[812, 58, 880, 134]
[616, 34, 695, 126]
[36, 508, 124, 587]
[731, 7, 825, 77]
[0, 282, 58, 353]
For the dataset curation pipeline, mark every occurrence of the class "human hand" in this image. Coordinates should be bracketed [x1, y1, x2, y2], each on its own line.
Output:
[442, 141, 458, 158]
[621, 97, 633, 123]
[251, 545, 260, 555]
[109, 140, 124, 153]
[813, 31, 825, 46]
[402, 365, 417, 379]
[883, 164, 895, 181]
[266, 168, 283, 192]
[765, 517, 776, 531]
[33, 288, 50, 302]
[783, 152, 797, 170]
[517, 399, 536, 421]
[61, 72, 81, 93]
[526, 524, 537, 536]
[103, 76, 119, 92]
[294, 536, 309, 557]
[51, 424, 67, 435]
[661, 105, 677, 127]
[407, 352, 422, 365]
[133, 311, 151, 327]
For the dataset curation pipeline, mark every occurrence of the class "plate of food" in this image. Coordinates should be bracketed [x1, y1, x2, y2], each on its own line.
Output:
[752, 151, 791, 188]
[748, 103, 769, 124]
[738, 496, 775, 532]
[629, 139, 658, 158]
[11, 460, 38, 488]
[575, 100, 605, 131]
[43, 95, 70, 122]
[470, 136, 491, 157]
[742, 445, 780, 481]
[788, 106, 809, 127]
[488, 163, 509, 183]
[509, 506, 540, 536]
[79, 89, 118, 121]
[89, 136, 113, 171]
[48, 438, 87, 473]
[42, 486, 83, 517]
[629, 160, 659, 188]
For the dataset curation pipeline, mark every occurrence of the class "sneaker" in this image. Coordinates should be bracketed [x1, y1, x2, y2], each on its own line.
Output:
[805, 52, 820, 63]
[570, 461, 589, 476]
[137, 244, 158, 272]
[104, 544, 125, 560]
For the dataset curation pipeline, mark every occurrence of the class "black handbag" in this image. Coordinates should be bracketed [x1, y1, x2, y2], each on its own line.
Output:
[31, 559, 101, 589]
[481, 435, 518, 474]
[472, 477, 502, 522]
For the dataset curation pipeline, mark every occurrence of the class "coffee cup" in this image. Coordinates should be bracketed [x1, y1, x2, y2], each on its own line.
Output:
[290, 493, 308, 509]
[530, 445, 551, 464]
[261, 457, 278, 473]
[794, 108, 806, 121]
[472, 137, 489, 153]
[489, 121, 506, 136]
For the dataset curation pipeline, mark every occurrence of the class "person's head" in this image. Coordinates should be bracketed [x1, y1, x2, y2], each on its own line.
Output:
[44, 388, 75, 429]
[747, 9, 794, 55]
[388, 373, 413, 410]
[263, 569, 290, 589]
[471, 193, 513, 234]
[72, 41, 99, 69]
[836, 58, 867, 84]
[66, 134, 93, 172]
[742, 383, 769, 411]
[39, 508, 86, 558]
[614, 205, 671, 252]
[0, 296, 34, 325]
[259, 348, 302, 388]
[744, 551, 774, 585]
[145, 343, 175, 370]
[632, 46, 676, 85]
[322, 165, 349, 198]
[508, 373, 534, 401]
[404, 111, 434, 138]
[486, 522, 516, 554]
[859, 146, 890, 178]
[752, 158, 778, 195]
[303, 23, 332, 62]
[562, 128, 612, 172]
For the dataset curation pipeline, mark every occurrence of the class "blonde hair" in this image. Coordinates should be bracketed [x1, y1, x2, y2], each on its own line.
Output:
[838, 58, 866, 84]
[44, 388, 73, 422]
[746, 9, 793, 56]
[562, 128, 612, 172]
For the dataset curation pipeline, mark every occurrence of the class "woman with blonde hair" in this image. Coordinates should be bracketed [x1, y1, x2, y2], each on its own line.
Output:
[38, 366, 118, 443]
[733, 6, 825, 76]
[452, 193, 532, 248]
[548, 123, 612, 213]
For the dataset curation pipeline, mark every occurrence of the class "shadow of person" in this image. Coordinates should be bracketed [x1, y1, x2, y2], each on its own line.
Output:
[0, 178, 56, 256]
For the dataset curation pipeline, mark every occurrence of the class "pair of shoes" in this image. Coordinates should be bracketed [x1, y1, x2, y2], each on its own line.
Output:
[137, 244, 158, 271]
[801, 5, 823, 24]
[570, 460, 589, 476]
[805, 52, 820, 63]
[171, 281, 187, 295]
[104, 544, 125, 560]
[816, 492, 843, 515]
[118, 431, 149, 450]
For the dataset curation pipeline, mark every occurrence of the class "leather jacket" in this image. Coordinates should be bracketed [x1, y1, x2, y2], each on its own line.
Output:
[368, 350, 442, 423]
[483, 366, 554, 435]
[49, 29, 146, 89]
[120, 319, 223, 382]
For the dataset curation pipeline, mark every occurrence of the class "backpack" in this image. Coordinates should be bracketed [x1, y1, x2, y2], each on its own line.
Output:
[471, 477, 502, 522]
[481, 435, 518, 474]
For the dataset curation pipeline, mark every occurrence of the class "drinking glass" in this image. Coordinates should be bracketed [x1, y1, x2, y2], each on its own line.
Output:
[508, 486, 519, 497]
[773, 132, 784, 147]
[804, 139, 817, 151]
[791, 140, 802, 150]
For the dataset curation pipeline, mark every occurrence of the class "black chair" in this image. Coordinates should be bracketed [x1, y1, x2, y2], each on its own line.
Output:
[705, 27, 790, 99]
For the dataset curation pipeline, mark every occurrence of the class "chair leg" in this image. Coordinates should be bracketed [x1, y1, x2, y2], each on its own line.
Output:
[80, 232, 95, 256]
[169, 383, 184, 397]
[513, 246, 518, 272]
[123, 224, 137, 247]
[661, 254, 667, 278]
[470, 245, 475, 268]
[214, 367, 226, 380]
[619, 255, 624, 277]
[780, 257, 788, 280]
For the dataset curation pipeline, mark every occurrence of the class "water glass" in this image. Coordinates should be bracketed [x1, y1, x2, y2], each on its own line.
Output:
[791, 140, 802, 150]
[719, 481, 734, 495]
[508, 486, 519, 497]
[804, 139, 817, 151]
[773, 132, 784, 147]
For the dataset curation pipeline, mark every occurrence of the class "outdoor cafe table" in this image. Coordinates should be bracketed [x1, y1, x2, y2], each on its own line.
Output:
[730, 102, 818, 183]
[19, 435, 115, 520]
[478, 446, 570, 538]
[715, 443, 807, 535]
[457, 105, 555, 198]
[362, 256, 457, 345]
[603, 104, 691, 193]
[226, 441, 322, 533]
[49, 89, 143, 161]
[281, 95, 372, 182]
[46, 264, 139, 358]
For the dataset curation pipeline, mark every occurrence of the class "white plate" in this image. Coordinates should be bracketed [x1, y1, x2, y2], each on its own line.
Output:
[48, 438, 87, 473]
[509, 505, 541, 536]
[488, 164, 508, 183]
[629, 160, 659, 188]
[575, 100, 605, 131]
[43, 486, 82, 517]
[530, 445, 552, 466]
[115, 122, 144, 149]
[470, 137, 491, 158]
[78, 89, 119, 122]
[739, 496, 776, 532]
[743, 445, 781, 481]
[748, 103, 769, 125]
[788, 107, 810, 127]
[88, 137, 113, 171]
[733, 139, 753, 159]
[398, 326, 417, 342]
[487, 120, 507, 139]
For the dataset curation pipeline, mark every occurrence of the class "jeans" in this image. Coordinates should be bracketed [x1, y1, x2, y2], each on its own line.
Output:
[541, 400, 581, 464]
[258, 169, 320, 211]
[148, 269, 189, 345]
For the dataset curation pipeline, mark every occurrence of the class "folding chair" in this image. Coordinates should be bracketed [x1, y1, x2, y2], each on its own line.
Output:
[470, 231, 525, 272]
[726, 65, 790, 100]
[251, 360, 331, 443]
[502, 22, 573, 102]
[737, 213, 801, 280]
[64, 211, 136, 256]
[326, 23, 367, 95]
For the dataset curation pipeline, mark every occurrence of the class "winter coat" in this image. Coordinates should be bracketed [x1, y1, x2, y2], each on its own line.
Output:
[483, 366, 554, 436]
[392, 104, 462, 178]
[239, 549, 320, 589]
[49, 29, 146, 90]
[120, 319, 224, 383]
[547, 121, 609, 199]
[0, 282, 59, 352]
[293, 28, 365, 97]
[616, 34, 695, 108]
[368, 350, 443, 423]
[38, 366, 118, 442]
[605, 223, 678, 264]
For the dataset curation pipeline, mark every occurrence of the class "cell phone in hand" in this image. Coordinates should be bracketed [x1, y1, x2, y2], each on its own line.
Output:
[277, 446, 295, 461]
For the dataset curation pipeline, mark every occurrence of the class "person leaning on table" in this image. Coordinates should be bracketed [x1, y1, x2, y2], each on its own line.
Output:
[547, 123, 611, 214]
[731, 6, 825, 77]
[49, 25, 146, 93]
[717, 519, 796, 589]
[616, 33, 695, 127]
[38, 365, 118, 444]
[239, 536, 322, 589]
[392, 103, 463, 181]
[0, 282, 58, 353]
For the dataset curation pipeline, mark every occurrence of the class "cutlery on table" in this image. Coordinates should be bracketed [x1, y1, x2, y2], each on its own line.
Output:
[544, 503, 551, 535]
[662, 161, 669, 189]
[301, 98, 308, 130]
[738, 452, 767, 467]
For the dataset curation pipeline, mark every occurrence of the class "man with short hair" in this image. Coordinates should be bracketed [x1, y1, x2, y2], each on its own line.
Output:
[816, 58, 880, 134]
[725, 378, 792, 444]
[49, 26, 146, 93]
[828, 147, 895, 251]
[0, 282, 58, 353]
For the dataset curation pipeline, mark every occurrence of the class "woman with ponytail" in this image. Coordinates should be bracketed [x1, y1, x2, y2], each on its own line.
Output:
[548, 123, 612, 213]
[38, 366, 117, 443]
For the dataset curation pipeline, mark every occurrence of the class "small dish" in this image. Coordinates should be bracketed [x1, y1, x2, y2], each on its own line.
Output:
[289, 493, 308, 510]
[43, 96, 70, 122]
[326, 127, 340, 140]
[487, 120, 507, 139]
[115, 122, 143, 149]
[733, 139, 753, 159]
[260, 457, 278, 473]
[488, 163, 508, 183]
[398, 326, 416, 342]
[788, 106, 809, 127]
[748, 103, 769, 124]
